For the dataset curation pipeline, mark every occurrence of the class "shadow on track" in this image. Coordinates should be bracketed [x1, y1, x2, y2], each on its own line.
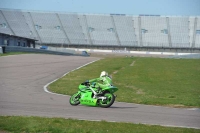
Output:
[109, 106, 137, 109]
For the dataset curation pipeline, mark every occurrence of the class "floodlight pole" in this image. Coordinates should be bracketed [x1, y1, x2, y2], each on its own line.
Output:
[56, 13, 71, 46]
[192, 17, 197, 48]
[166, 17, 172, 48]
[138, 16, 143, 47]
[29, 12, 43, 44]
[111, 15, 121, 46]
[83, 15, 93, 45]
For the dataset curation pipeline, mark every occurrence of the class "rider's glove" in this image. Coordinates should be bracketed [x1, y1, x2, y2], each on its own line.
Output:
[85, 80, 89, 83]
[91, 82, 96, 87]
[84, 80, 89, 86]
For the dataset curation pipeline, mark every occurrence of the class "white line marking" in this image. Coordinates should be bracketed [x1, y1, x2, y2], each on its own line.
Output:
[44, 58, 200, 112]
[43, 58, 200, 129]
[187, 108, 199, 111]
[44, 59, 100, 96]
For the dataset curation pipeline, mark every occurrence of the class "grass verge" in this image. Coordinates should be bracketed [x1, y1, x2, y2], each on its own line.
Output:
[49, 57, 200, 107]
[0, 116, 199, 133]
[0, 52, 30, 56]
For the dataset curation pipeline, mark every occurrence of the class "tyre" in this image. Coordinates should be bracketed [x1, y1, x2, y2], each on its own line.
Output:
[69, 93, 80, 106]
[99, 93, 115, 108]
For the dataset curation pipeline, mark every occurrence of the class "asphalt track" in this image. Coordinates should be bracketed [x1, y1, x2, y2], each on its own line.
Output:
[0, 54, 200, 129]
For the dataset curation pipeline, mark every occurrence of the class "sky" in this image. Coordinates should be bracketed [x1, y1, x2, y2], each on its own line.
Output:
[0, 0, 200, 16]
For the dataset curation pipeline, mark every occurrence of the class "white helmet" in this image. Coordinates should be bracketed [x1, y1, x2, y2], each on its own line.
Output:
[100, 71, 108, 77]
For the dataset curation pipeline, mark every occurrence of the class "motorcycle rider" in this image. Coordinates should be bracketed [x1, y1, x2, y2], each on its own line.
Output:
[85, 71, 112, 95]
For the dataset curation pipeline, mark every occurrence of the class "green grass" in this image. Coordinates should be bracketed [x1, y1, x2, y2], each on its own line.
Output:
[49, 57, 200, 107]
[0, 116, 199, 133]
[0, 52, 30, 56]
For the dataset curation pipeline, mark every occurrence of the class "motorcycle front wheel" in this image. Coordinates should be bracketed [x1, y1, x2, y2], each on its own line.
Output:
[69, 93, 80, 106]
[99, 93, 115, 108]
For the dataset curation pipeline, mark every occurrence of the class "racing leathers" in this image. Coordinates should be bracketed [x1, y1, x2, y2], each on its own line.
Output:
[88, 76, 112, 94]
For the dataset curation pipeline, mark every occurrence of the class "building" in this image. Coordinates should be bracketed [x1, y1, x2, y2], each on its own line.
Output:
[0, 32, 37, 48]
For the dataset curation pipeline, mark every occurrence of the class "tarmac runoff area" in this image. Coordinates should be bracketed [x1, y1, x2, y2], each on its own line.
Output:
[0, 54, 200, 129]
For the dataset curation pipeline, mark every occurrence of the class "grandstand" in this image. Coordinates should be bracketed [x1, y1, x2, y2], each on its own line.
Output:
[0, 8, 200, 52]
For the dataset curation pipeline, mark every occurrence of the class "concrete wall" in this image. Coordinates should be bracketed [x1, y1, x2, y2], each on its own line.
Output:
[4, 46, 74, 56]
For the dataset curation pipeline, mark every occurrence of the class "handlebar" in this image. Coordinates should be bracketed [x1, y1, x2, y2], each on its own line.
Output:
[81, 81, 96, 87]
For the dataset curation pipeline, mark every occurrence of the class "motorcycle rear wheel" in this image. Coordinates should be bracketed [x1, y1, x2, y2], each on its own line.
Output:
[99, 93, 115, 108]
[69, 93, 80, 106]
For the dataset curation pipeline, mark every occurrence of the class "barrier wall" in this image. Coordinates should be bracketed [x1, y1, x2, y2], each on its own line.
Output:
[0, 46, 3, 54]
[74, 48, 200, 55]
[4, 46, 73, 56]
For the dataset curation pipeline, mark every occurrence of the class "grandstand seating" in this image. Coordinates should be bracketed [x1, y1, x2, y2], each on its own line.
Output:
[29, 12, 66, 44]
[140, 16, 169, 47]
[132, 17, 141, 46]
[86, 15, 118, 45]
[58, 13, 86, 45]
[78, 15, 91, 45]
[168, 17, 190, 48]
[189, 17, 195, 47]
[2, 10, 33, 38]
[23, 12, 39, 41]
[0, 9, 199, 49]
[195, 17, 200, 48]
[0, 11, 13, 35]
[113, 15, 138, 46]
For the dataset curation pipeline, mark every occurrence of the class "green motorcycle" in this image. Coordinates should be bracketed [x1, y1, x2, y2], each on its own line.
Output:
[69, 81, 118, 108]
